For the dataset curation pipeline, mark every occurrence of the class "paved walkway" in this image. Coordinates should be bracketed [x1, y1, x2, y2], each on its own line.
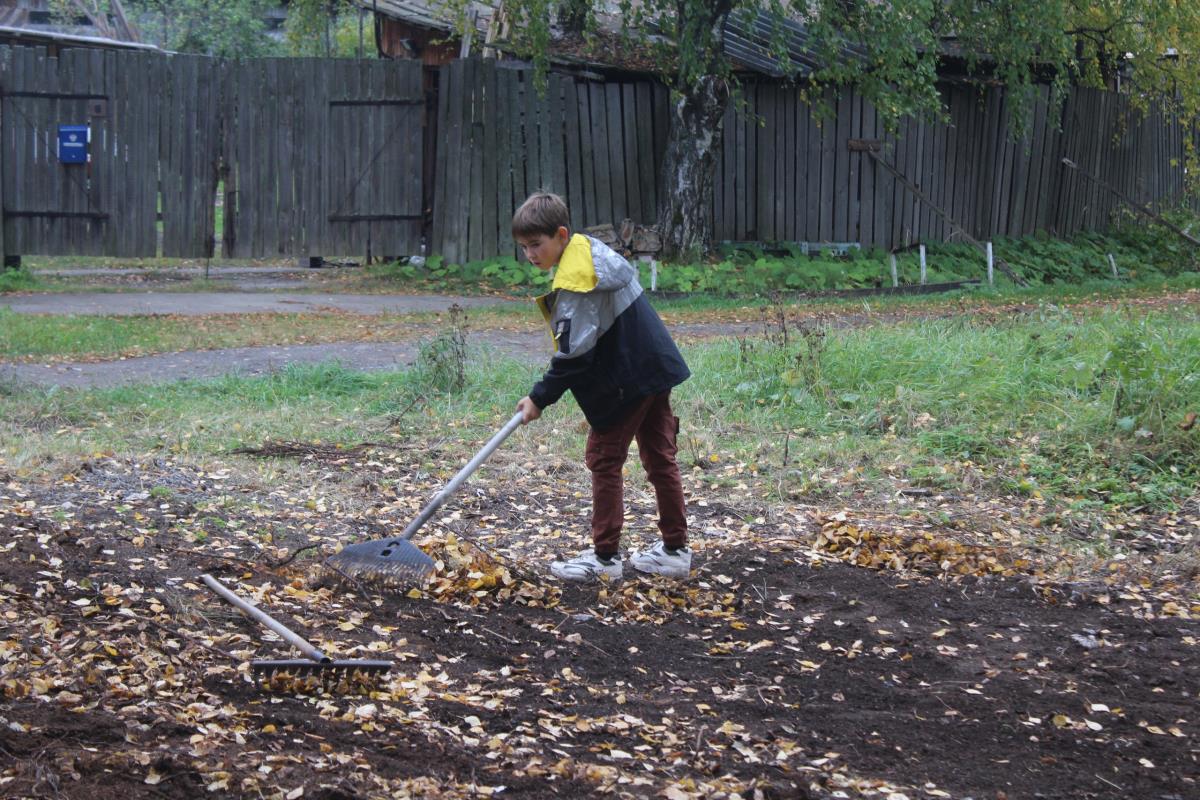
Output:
[0, 274, 745, 388]
[0, 322, 743, 389]
[35, 265, 308, 277]
[0, 332, 549, 389]
[2, 292, 518, 316]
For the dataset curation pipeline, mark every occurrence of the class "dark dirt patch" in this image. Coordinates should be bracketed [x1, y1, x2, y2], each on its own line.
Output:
[1, 458, 1196, 799]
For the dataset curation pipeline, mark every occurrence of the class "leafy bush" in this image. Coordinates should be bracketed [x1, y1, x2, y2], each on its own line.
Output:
[0, 267, 37, 294]
[385, 209, 1200, 296]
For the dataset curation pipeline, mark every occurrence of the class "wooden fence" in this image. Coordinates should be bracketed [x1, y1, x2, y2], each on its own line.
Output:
[221, 57, 423, 259]
[0, 46, 423, 260]
[433, 58, 1199, 262]
[2, 47, 1197, 263]
[430, 59, 672, 264]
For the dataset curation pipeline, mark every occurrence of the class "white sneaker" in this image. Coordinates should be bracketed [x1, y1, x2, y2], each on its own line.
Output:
[550, 550, 623, 583]
[629, 542, 692, 578]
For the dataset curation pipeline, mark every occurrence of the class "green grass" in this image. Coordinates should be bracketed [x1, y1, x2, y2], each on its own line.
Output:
[0, 356, 541, 461]
[4, 274, 1200, 362]
[3, 307, 1198, 516]
[681, 306, 1200, 512]
[0, 308, 484, 361]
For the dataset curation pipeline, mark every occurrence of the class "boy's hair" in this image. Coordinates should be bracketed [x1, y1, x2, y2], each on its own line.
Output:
[512, 192, 570, 238]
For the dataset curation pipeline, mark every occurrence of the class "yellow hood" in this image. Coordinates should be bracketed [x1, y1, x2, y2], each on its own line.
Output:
[551, 234, 598, 293]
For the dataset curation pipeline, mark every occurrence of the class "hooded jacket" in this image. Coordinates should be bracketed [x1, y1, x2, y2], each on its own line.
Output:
[528, 234, 690, 431]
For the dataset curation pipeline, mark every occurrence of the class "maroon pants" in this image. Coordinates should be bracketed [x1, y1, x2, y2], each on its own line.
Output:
[585, 391, 687, 556]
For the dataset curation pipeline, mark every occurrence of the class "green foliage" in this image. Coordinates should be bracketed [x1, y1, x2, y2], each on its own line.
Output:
[127, 0, 280, 57]
[1104, 319, 1196, 438]
[284, 0, 366, 57]
[646, 248, 973, 294]
[691, 307, 1200, 511]
[645, 220, 1197, 295]
[0, 268, 38, 294]
[406, 218, 1197, 296]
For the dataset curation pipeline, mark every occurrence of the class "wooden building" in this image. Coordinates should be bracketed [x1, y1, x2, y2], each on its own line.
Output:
[352, 0, 495, 66]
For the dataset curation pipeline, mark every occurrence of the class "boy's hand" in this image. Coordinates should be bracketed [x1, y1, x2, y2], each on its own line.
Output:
[516, 396, 542, 424]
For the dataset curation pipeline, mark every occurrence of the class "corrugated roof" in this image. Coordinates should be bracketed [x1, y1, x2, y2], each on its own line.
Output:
[356, 3, 868, 78]
[0, 24, 161, 51]
[350, 0, 495, 35]
[721, 10, 866, 77]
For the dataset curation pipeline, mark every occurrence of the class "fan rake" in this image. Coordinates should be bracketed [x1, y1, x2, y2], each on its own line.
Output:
[324, 411, 525, 586]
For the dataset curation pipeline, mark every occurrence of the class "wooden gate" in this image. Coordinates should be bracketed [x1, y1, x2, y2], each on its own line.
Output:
[0, 47, 159, 257]
[222, 58, 423, 259]
[0, 47, 424, 260]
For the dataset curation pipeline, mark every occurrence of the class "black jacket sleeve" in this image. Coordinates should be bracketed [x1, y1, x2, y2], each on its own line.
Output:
[528, 348, 595, 409]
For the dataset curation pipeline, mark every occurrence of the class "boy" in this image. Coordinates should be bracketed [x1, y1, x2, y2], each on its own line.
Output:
[512, 192, 692, 582]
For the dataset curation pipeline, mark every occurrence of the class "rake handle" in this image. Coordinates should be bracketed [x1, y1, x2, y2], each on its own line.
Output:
[399, 411, 525, 541]
[201, 573, 329, 663]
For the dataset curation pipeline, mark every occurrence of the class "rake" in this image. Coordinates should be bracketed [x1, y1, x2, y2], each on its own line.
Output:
[324, 411, 525, 586]
[201, 573, 391, 684]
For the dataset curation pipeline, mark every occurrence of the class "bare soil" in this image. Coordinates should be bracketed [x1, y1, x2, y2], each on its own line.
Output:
[1, 455, 1195, 799]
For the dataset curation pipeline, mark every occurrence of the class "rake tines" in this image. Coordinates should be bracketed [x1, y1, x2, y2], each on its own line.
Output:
[202, 574, 392, 692]
[251, 658, 392, 690]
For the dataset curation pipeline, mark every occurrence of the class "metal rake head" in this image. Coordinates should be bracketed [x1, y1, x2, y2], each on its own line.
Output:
[323, 537, 436, 586]
[251, 658, 392, 690]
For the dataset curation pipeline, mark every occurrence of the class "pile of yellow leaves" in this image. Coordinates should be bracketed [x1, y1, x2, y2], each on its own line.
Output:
[410, 534, 560, 607]
[598, 580, 740, 623]
[815, 520, 1034, 578]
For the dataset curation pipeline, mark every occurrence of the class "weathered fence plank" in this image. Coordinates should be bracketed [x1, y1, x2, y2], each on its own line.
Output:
[636, 82, 657, 225]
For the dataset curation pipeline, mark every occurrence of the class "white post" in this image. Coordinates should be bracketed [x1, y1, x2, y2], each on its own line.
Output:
[651, 259, 658, 292]
[889, 253, 898, 288]
[919, 244, 927, 286]
[1107, 253, 1119, 279]
[986, 241, 994, 286]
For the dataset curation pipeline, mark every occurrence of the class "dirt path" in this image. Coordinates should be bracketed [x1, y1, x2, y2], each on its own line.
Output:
[0, 333, 541, 388]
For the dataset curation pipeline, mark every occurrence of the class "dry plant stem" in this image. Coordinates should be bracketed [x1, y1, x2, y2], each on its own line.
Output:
[268, 544, 319, 569]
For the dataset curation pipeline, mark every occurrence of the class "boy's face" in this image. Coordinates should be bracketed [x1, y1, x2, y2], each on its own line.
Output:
[516, 226, 569, 271]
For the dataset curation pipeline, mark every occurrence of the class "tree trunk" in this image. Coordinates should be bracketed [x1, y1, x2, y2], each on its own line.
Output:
[655, 75, 731, 261]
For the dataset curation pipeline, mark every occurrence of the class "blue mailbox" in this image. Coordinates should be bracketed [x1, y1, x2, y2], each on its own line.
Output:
[57, 125, 89, 164]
